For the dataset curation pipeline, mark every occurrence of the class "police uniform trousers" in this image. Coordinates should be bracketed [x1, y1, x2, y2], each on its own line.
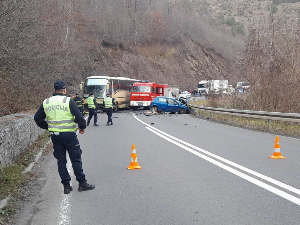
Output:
[105, 108, 113, 123]
[51, 132, 86, 185]
[87, 108, 97, 125]
[77, 106, 84, 115]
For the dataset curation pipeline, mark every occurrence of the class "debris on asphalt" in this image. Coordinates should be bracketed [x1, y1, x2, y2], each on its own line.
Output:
[184, 124, 188, 125]
[151, 123, 154, 125]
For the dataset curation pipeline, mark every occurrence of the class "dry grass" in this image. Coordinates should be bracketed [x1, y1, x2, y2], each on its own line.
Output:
[0, 131, 49, 200]
[193, 108, 300, 137]
[135, 43, 178, 59]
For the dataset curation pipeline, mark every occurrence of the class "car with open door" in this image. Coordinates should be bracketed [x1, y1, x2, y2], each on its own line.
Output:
[149, 97, 189, 114]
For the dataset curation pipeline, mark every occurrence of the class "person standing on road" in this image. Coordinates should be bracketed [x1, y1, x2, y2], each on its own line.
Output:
[74, 93, 84, 115]
[34, 81, 95, 194]
[104, 93, 115, 126]
[87, 93, 99, 126]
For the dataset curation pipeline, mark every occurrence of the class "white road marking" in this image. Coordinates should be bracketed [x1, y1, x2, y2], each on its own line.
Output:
[133, 114, 300, 205]
[133, 114, 300, 196]
[58, 157, 73, 225]
[145, 126, 300, 205]
[58, 117, 87, 224]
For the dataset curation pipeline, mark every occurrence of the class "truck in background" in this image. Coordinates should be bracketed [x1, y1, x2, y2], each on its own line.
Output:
[130, 81, 169, 109]
[234, 82, 251, 92]
[197, 80, 228, 95]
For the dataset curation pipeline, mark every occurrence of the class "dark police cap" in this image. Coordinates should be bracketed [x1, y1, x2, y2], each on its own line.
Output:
[76, 93, 79, 95]
[54, 81, 66, 90]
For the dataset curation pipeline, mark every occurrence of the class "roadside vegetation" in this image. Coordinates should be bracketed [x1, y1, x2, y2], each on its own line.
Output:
[0, 131, 49, 223]
[190, 105, 300, 138]
[0, 0, 241, 117]
[1, 0, 300, 117]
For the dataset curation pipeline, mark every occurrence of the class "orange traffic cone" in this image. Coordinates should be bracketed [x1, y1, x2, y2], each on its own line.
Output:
[127, 144, 141, 170]
[269, 136, 286, 159]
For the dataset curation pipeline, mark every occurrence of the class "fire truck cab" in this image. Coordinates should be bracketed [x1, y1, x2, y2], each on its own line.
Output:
[130, 81, 169, 108]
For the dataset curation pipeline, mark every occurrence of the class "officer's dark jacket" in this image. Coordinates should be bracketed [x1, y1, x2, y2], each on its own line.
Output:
[93, 97, 98, 110]
[34, 93, 86, 130]
[74, 96, 83, 106]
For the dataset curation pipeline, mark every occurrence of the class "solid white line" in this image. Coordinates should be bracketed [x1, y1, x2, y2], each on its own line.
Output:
[133, 114, 300, 196]
[58, 129, 78, 225]
[57, 117, 86, 225]
[58, 158, 73, 225]
[145, 126, 300, 205]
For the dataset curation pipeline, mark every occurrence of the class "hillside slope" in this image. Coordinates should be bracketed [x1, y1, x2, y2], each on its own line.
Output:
[0, 0, 238, 116]
[1, 0, 299, 116]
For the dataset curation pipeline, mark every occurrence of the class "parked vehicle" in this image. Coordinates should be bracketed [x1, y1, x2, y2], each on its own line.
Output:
[150, 97, 189, 114]
[197, 80, 228, 94]
[130, 81, 169, 109]
[177, 97, 188, 105]
[235, 82, 251, 92]
[80, 76, 138, 112]
[178, 91, 191, 99]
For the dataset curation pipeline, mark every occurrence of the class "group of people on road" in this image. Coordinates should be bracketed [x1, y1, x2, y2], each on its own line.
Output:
[34, 81, 115, 195]
[68, 92, 115, 127]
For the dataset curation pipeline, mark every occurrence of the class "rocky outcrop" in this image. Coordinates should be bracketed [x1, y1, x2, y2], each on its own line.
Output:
[0, 113, 43, 167]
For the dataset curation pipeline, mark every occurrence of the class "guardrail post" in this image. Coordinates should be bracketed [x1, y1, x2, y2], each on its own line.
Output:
[268, 119, 272, 131]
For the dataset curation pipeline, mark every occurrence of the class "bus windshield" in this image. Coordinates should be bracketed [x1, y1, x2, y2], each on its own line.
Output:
[132, 86, 151, 93]
[85, 78, 108, 98]
[86, 85, 106, 98]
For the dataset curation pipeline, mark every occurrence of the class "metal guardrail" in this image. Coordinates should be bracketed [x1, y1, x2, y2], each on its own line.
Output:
[189, 105, 300, 123]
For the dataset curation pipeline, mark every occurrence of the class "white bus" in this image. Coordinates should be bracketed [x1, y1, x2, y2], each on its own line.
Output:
[81, 76, 139, 111]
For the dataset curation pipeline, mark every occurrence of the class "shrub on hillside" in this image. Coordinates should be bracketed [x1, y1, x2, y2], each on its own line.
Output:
[225, 17, 246, 36]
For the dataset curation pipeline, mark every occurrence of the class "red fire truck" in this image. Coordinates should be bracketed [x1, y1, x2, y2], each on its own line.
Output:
[130, 81, 169, 108]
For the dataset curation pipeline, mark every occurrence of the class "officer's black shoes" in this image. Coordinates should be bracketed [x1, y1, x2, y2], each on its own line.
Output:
[64, 184, 73, 194]
[111, 122, 113, 125]
[87, 123, 90, 126]
[94, 124, 99, 126]
[106, 122, 109, 126]
[78, 182, 95, 192]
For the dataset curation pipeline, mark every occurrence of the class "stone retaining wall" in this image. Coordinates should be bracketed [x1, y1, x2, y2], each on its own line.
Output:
[0, 113, 43, 167]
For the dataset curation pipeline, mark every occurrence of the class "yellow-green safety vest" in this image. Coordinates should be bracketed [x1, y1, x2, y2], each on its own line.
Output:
[87, 96, 96, 109]
[43, 96, 76, 132]
[104, 97, 113, 109]
[76, 99, 83, 107]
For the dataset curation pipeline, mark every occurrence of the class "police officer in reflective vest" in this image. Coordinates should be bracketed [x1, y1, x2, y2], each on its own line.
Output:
[34, 81, 95, 194]
[87, 93, 98, 126]
[74, 93, 84, 115]
[104, 93, 115, 126]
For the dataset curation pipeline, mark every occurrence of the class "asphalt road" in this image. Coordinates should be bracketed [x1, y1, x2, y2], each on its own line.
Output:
[16, 111, 300, 225]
